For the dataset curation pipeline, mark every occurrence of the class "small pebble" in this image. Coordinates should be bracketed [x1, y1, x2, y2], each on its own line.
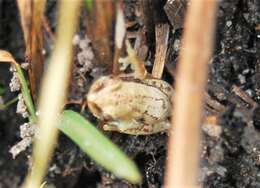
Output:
[202, 124, 222, 138]
[242, 68, 250, 74]
[174, 39, 181, 51]
[20, 122, 36, 138]
[238, 74, 246, 84]
[226, 20, 232, 27]
[21, 62, 29, 70]
[72, 35, 80, 45]
[9, 137, 32, 159]
[245, 89, 253, 97]
[16, 93, 28, 118]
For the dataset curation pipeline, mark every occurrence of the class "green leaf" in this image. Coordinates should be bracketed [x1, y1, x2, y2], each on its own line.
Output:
[59, 110, 142, 184]
[85, 0, 93, 11]
[0, 50, 36, 122]
[0, 83, 5, 95]
[14, 64, 37, 122]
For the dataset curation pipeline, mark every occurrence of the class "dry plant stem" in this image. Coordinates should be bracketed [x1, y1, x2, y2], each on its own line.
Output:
[165, 1, 218, 188]
[43, 16, 56, 43]
[17, 0, 46, 101]
[0, 50, 37, 122]
[231, 85, 258, 108]
[205, 92, 226, 113]
[85, 1, 115, 71]
[113, 3, 126, 75]
[152, 23, 169, 79]
[17, 0, 31, 44]
[140, 0, 155, 49]
[113, 48, 121, 74]
[23, 1, 81, 188]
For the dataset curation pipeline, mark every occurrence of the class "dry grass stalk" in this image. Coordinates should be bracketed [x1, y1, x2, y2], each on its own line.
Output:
[43, 16, 55, 43]
[231, 85, 258, 108]
[165, 1, 218, 188]
[16, 0, 31, 44]
[22, 1, 81, 188]
[205, 92, 226, 113]
[113, 3, 126, 75]
[17, 0, 46, 101]
[85, 1, 115, 71]
[152, 23, 169, 79]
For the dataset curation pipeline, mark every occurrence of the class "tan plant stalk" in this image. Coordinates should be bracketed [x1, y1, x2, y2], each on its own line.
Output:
[152, 23, 169, 79]
[165, 1, 218, 188]
[17, 0, 46, 101]
[23, 1, 81, 188]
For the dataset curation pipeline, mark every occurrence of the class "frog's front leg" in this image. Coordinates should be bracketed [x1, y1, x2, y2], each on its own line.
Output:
[103, 119, 171, 135]
[103, 120, 140, 133]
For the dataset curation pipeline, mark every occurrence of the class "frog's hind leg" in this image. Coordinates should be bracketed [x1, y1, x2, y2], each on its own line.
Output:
[129, 120, 171, 135]
[103, 120, 171, 135]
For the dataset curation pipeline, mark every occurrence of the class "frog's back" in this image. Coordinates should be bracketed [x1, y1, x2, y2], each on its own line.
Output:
[118, 77, 172, 124]
[140, 78, 173, 99]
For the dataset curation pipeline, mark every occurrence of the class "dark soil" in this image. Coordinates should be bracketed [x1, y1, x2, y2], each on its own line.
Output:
[0, 0, 259, 188]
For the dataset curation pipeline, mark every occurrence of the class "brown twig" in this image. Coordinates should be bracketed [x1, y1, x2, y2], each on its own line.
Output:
[205, 92, 226, 113]
[42, 16, 55, 43]
[231, 85, 258, 108]
[112, 3, 126, 75]
[152, 23, 170, 79]
[165, 1, 218, 188]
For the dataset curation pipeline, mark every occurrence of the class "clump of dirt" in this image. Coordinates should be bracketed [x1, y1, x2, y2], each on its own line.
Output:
[0, 0, 259, 188]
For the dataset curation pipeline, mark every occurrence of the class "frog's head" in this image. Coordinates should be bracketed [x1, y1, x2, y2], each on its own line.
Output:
[87, 75, 122, 120]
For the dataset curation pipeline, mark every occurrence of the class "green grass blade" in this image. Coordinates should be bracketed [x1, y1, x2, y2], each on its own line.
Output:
[0, 96, 18, 110]
[0, 83, 5, 95]
[0, 50, 37, 122]
[59, 110, 142, 184]
[85, 0, 93, 11]
[14, 64, 37, 122]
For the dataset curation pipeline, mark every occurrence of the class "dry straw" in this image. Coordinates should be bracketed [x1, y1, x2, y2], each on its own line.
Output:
[165, 1, 218, 187]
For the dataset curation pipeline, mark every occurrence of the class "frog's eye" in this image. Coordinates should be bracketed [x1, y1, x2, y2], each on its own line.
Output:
[88, 101, 103, 118]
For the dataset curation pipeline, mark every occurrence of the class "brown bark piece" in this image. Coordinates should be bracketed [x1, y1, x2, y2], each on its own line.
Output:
[164, 0, 186, 30]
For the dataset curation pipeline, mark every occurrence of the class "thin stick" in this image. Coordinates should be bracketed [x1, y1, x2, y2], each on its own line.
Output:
[152, 23, 169, 79]
[231, 85, 258, 108]
[165, 1, 218, 188]
[43, 16, 55, 43]
[205, 92, 226, 113]
[112, 3, 125, 75]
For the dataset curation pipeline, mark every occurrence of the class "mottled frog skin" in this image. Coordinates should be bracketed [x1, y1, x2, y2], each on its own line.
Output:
[87, 75, 173, 135]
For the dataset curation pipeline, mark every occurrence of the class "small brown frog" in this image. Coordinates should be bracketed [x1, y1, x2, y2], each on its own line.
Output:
[87, 42, 173, 135]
